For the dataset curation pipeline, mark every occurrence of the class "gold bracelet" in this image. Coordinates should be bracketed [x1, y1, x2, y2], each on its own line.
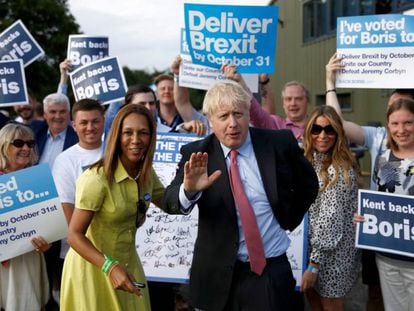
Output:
[107, 262, 120, 277]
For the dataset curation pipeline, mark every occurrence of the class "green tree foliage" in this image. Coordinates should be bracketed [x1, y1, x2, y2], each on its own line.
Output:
[0, 1, 206, 112]
[122, 66, 162, 87]
[188, 88, 205, 111]
[122, 66, 205, 110]
[0, 0, 80, 101]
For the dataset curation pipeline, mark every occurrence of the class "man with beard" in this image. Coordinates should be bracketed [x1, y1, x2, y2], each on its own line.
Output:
[14, 90, 38, 125]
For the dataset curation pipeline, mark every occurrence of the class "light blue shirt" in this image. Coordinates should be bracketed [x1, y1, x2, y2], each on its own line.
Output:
[57, 83, 67, 94]
[180, 133, 290, 261]
[39, 128, 67, 169]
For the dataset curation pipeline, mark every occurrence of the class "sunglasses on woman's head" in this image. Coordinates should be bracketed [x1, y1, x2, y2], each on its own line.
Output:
[310, 124, 336, 136]
[10, 139, 36, 148]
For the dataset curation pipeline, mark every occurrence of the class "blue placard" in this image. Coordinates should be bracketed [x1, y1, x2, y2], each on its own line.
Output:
[0, 164, 68, 261]
[69, 56, 127, 104]
[0, 20, 45, 67]
[336, 14, 414, 88]
[0, 59, 28, 106]
[0, 164, 58, 214]
[153, 132, 199, 164]
[67, 35, 109, 72]
[184, 4, 278, 73]
[180, 28, 190, 55]
[337, 14, 414, 49]
[356, 190, 414, 257]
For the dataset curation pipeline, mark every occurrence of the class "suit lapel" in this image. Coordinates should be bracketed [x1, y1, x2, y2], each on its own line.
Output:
[38, 127, 48, 157]
[251, 129, 278, 207]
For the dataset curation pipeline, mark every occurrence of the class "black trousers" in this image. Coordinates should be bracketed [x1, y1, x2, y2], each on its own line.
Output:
[147, 281, 175, 311]
[224, 254, 297, 311]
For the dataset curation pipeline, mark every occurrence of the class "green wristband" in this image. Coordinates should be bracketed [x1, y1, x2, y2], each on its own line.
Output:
[102, 254, 114, 274]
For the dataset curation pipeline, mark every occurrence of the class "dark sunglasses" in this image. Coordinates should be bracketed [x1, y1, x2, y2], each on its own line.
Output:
[136, 199, 147, 228]
[310, 124, 337, 136]
[10, 139, 36, 148]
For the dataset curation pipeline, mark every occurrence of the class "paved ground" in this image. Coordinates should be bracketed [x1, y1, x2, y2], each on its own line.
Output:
[344, 273, 368, 311]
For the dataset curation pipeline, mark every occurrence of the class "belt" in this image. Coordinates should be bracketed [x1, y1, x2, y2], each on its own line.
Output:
[236, 253, 287, 268]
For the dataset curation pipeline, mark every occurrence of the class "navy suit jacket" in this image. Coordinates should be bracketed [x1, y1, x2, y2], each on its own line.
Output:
[163, 128, 319, 310]
[0, 112, 9, 129]
[30, 120, 78, 158]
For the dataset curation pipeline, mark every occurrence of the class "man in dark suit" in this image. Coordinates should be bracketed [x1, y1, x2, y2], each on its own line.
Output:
[29, 92, 78, 310]
[163, 82, 318, 310]
[0, 111, 9, 129]
[30, 93, 78, 167]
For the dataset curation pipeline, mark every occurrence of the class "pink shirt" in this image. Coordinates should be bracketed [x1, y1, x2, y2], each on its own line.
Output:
[249, 97, 304, 140]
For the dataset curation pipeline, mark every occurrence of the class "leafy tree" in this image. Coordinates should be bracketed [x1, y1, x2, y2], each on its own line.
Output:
[188, 88, 205, 111]
[0, 0, 80, 101]
[122, 66, 205, 110]
[122, 66, 161, 87]
[0, 1, 206, 112]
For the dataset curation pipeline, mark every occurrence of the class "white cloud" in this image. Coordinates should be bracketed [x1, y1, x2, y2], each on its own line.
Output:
[67, 0, 270, 71]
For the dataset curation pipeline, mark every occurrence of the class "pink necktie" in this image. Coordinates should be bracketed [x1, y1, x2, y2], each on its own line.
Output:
[229, 149, 266, 275]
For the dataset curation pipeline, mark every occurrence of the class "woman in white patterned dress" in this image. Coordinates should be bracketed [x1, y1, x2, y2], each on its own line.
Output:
[301, 106, 361, 311]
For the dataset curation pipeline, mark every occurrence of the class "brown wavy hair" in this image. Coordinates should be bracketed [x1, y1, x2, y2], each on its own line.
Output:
[303, 106, 358, 191]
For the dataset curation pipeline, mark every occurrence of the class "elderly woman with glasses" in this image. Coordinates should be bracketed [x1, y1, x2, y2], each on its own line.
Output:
[0, 123, 50, 311]
[300, 106, 361, 311]
[60, 105, 164, 311]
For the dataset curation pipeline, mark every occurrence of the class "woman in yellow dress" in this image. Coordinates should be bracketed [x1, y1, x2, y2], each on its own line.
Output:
[60, 104, 164, 310]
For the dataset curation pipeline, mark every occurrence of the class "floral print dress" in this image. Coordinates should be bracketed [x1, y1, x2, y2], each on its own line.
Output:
[374, 149, 414, 195]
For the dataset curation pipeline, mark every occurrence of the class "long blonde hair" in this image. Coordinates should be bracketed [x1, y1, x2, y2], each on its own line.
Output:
[91, 104, 156, 188]
[303, 106, 358, 191]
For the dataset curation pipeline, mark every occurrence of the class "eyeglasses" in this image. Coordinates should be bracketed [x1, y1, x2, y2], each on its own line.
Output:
[310, 124, 337, 136]
[136, 199, 147, 228]
[10, 139, 36, 148]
